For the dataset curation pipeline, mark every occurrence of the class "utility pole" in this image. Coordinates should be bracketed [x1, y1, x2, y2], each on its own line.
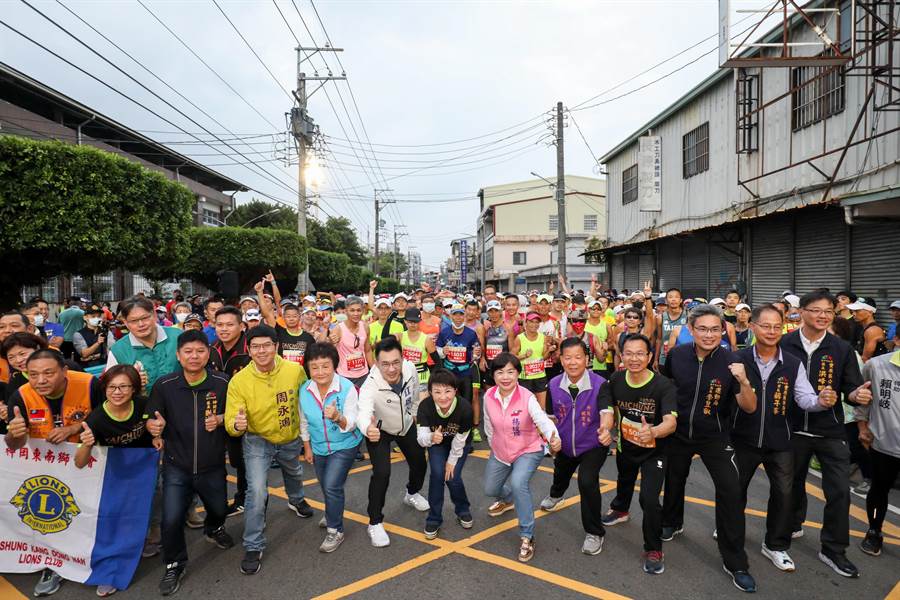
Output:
[556, 101, 567, 283]
[373, 188, 392, 276]
[291, 45, 345, 292]
[392, 226, 407, 281]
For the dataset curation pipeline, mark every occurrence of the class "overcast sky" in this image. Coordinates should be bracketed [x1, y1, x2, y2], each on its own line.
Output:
[3, 0, 768, 272]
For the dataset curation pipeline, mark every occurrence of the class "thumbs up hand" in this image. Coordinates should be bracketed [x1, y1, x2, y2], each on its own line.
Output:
[7, 406, 26, 439]
[853, 381, 873, 406]
[0, 401, 7, 422]
[548, 430, 562, 454]
[234, 408, 248, 432]
[366, 415, 381, 442]
[323, 401, 339, 422]
[79, 421, 95, 447]
[431, 425, 444, 445]
[147, 410, 166, 437]
[637, 415, 654, 445]
[818, 385, 838, 408]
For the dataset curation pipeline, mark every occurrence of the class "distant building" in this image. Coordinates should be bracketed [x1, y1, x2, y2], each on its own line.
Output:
[1, 62, 248, 301]
[475, 175, 606, 292]
[446, 236, 477, 291]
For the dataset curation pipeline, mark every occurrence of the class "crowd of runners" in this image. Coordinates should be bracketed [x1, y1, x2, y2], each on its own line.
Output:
[1, 276, 899, 596]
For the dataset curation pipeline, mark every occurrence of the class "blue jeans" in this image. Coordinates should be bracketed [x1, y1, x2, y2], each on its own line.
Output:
[313, 446, 357, 532]
[242, 434, 305, 551]
[426, 443, 471, 528]
[483, 450, 543, 539]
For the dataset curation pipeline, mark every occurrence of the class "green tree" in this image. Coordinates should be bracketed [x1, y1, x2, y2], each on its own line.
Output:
[375, 251, 408, 279]
[171, 227, 308, 295]
[229, 199, 298, 230]
[0, 136, 193, 308]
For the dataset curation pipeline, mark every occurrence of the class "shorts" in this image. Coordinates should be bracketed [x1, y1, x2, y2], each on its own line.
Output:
[518, 376, 548, 395]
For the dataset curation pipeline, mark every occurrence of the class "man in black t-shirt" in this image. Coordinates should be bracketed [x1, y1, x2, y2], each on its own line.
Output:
[598, 334, 677, 576]
[262, 302, 316, 366]
[415, 369, 474, 539]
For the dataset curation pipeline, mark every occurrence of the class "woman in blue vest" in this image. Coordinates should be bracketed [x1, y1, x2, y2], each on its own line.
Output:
[300, 342, 363, 554]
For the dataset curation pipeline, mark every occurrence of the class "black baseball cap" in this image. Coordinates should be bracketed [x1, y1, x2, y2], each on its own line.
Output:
[405, 308, 422, 323]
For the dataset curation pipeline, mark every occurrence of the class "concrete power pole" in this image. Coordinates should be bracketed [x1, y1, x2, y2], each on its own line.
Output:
[392, 226, 407, 281]
[556, 101, 567, 284]
[373, 189, 392, 276]
[291, 45, 345, 292]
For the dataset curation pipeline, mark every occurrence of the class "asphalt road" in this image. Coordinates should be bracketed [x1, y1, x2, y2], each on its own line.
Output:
[3, 442, 899, 600]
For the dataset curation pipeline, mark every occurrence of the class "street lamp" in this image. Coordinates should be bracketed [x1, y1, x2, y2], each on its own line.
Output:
[238, 208, 283, 228]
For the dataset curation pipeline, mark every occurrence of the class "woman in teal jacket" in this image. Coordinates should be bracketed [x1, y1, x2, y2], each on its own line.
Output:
[300, 342, 362, 554]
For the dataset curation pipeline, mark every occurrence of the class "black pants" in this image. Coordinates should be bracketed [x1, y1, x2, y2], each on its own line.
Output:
[161, 464, 227, 564]
[366, 427, 427, 525]
[790, 434, 850, 555]
[845, 422, 873, 480]
[548, 445, 608, 536]
[226, 435, 247, 505]
[60, 341, 75, 360]
[734, 442, 793, 551]
[867, 448, 900, 532]
[613, 450, 667, 552]
[662, 436, 748, 571]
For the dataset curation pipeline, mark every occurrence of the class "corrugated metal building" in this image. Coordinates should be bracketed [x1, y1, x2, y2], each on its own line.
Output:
[592, 2, 900, 319]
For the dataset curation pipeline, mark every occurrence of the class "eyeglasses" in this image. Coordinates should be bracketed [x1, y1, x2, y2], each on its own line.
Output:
[693, 326, 722, 336]
[622, 352, 648, 359]
[379, 360, 402, 369]
[107, 384, 133, 392]
[753, 323, 782, 332]
[249, 342, 275, 351]
[624, 315, 640, 320]
[802, 308, 835, 317]
[589, 306, 602, 311]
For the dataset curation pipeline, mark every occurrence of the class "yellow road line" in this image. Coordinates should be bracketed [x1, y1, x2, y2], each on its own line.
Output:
[0, 576, 28, 600]
[885, 578, 900, 600]
[457, 547, 632, 600]
[804, 480, 900, 539]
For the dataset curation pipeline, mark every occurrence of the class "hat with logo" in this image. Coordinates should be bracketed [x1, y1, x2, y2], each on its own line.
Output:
[374, 297, 392, 308]
[537, 294, 553, 303]
[405, 308, 422, 322]
[450, 303, 466, 315]
[486, 300, 502, 311]
[847, 297, 877, 313]
[243, 309, 262, 322]
[525, 311, 541, 321]
[184, 313, 203, 325]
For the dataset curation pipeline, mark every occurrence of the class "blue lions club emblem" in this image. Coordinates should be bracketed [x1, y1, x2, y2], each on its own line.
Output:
[10, 475, 81, 535]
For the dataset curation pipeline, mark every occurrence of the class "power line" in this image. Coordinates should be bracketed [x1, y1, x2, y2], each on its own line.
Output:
[566, 110, 602, 172]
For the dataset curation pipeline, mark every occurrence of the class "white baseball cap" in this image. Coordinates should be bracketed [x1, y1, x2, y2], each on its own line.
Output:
[374, 298, 392, 307]
[847, 297, 877, 313]
[736, 303, 751, 312]
[784, 294, 801, 309]
[243, 309, 261, 322]
[709, 297, 725, 306]
[890, 300, 900, 310]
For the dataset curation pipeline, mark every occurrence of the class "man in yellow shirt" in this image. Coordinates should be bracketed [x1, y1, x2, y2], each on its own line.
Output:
[224, 325, 311, 575]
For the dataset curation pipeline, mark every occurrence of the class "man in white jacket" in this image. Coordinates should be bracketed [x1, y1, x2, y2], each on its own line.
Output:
[357, 336, 427, 547]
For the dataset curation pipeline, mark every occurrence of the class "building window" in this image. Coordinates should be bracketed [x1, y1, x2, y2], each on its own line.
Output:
[736, 69, 759, 154]
[682, 122, 709, 178]
[513, 251, 527, 266]
[201, 208, 221, 227]
[583, 214, 597, 232]
[622, 164, 638, 204]
[791, 56, 845, 131]
[486, 247, 494, 270]
[549, 214, 558, 231]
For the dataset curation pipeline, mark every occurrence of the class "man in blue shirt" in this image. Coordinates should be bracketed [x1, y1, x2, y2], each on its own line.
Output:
[888, 300, 900, 350]
[23, 300, 64, 347]
[436, 303, 480, 410]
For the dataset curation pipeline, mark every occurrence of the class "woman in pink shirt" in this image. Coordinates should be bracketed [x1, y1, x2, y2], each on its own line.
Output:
[329, 296, 371, 388]
[483, 352, 560, 563]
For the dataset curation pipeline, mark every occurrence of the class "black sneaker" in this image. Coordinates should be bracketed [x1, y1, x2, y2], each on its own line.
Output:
[204, 526, 234, 549]
[159, 562, 186, 596]
[642, 550, 665, 574]
[723, 566, 757, 593]
[240, 550, 263, 575]
[225, 503, 244, 518]
[288, 498, 313, 518]
[818, 549, 860, 578]
[424, 523, 440, 540]
[661, 525, 683, 542]
[860, 529, 883, 556]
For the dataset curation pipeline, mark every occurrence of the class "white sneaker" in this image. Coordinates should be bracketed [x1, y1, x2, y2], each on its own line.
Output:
[368, 523, 390, 548]
[403, 492, 429, 512]
[540, 495, 563, 512]
[762, 544, 796, 572]
[791, 529, 804, 539]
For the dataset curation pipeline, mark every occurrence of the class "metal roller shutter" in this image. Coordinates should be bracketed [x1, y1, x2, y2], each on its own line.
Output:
[708, 239, 741, 300]
[751, 217, 793, 305]
[850, 222, 900, 328]
[681, 238, 708, 299]
[611, 254, 625, 291]
[657, 239, 682, 291]
[639, 253, 655, 290]
[795, 208, 847, 295]
[624, 254, 640, 292]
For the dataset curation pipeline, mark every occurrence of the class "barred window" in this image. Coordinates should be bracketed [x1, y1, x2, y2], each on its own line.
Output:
[549, 214, 558, 231]
[682, 122, 709, 179]
[791, 60, 845, 131]
[513, 251, 527, 265]
[583, 214, 597, 232]
[622, 164, 638, 204]
[201, 208, 221, 227]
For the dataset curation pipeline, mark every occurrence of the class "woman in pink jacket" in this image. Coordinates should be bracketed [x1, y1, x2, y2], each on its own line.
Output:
[483, 352, 560, 563]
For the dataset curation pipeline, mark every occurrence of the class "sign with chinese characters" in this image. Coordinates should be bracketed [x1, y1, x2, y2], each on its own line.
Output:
[638, 135, 662, 212]
[460, 240, 468, 286]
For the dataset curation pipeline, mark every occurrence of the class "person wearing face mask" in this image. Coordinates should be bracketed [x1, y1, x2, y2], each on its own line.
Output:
[73, 304, 108, 369]
[23, 300, 64, 348]
[171, 301, 193, 329]
[567, 309, 605, 368]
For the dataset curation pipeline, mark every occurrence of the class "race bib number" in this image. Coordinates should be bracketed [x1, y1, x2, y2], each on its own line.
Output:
[485, 344, 503, 360]
[282, 349, 304, 364]
[620, 416, 655, 448]
[446, 346, 467, 364]
[523, 359, 544, 377]
[403, 347, 423, 364]
[346, 352, 365, 372]
[543, 358, 555, 370]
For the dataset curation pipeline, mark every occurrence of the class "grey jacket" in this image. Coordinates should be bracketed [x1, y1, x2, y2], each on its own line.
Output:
[856, 351, 900, 458]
